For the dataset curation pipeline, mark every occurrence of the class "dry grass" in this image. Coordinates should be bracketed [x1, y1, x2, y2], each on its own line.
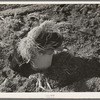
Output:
[0, 4, 100, 92]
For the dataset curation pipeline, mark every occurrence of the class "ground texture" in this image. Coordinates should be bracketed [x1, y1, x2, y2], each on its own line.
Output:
[0, 4, 100, 92]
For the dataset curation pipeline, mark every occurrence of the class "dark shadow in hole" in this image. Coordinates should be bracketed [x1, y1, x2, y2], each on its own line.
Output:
[8, 53, 35, 77]
[45, 51, 100, 88]
[9, 62, 35, 78]
[18, 63, 35, 77]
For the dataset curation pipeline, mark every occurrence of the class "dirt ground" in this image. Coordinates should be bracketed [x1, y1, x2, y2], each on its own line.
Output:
[0, 4, 100, 92]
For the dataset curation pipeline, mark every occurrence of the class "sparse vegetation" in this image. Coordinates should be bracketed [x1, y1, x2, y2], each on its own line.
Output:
[0, 4, 100, 92]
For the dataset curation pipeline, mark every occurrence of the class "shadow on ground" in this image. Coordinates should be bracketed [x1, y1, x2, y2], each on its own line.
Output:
[45, 51, 100, 89]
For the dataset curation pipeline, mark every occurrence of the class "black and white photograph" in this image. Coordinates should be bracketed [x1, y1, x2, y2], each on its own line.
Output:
[0, 2, 100, 95]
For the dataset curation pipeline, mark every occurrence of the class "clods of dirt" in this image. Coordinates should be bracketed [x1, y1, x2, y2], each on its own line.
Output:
[0, 4, 100, 92]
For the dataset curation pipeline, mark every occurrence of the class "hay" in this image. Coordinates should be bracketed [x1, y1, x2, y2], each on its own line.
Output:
[17, 20, 63, 70]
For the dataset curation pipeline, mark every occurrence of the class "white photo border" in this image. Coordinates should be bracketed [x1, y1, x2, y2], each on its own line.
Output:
[0, 1, 100, 99]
